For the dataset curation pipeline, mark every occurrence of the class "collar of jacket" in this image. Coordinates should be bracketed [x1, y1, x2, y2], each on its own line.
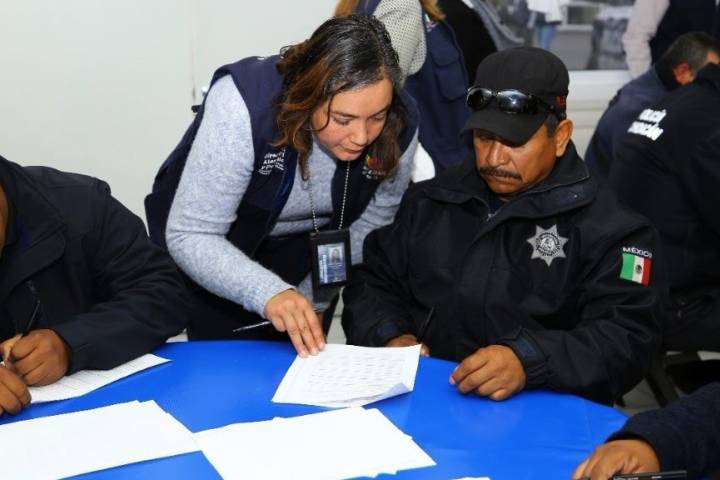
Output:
[422, 141, 595, 220]
[653, 58, 681, 92]
[0, 157, 65, 300]
[695, 62, 720, 94]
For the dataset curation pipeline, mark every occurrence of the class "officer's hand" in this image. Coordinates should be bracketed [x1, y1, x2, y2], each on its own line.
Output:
[5, 329, 71, 386]
[572, 439, 660, 480]
[0, 334, 21, 365]
[450, 345, 526, 400]
[385, 334, 430, 356]
[0, 365, 31, 415]
[265, 289, 325, 358]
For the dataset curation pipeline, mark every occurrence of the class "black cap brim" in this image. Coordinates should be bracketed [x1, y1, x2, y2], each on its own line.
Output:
[463, 108, 547, 145]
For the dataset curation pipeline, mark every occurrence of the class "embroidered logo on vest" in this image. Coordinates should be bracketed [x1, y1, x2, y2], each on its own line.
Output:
[362, 154, 387, 180]
[527, 224, 568, 266]
[258, 147, 286, 176]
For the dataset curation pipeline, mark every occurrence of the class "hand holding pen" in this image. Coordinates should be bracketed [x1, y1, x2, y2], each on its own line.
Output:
[385, 307, 434, 356]
[0, 299, 42, 416]
[2, 298, 71, 389]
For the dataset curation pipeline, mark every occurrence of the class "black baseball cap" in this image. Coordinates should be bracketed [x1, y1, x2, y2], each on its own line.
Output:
[463, 47, 569, 145]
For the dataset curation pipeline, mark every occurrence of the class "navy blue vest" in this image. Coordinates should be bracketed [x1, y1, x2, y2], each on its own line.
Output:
[650, 0, 720, 63]
[359, 0, 471, 171]
[144, 56, 417, 338]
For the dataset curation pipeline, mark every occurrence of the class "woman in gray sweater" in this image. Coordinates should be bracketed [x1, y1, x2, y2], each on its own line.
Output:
[157, 15, 418, 357]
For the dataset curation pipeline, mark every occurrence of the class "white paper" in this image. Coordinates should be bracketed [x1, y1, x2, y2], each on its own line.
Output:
[195, 407, 435, 480]
[29, 354, 170, 403]
[272, 344, 421, 407]
[0, 400, 198, 480]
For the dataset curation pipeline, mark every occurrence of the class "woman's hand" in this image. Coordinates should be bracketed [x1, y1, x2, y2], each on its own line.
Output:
[264, 289, 326, 357]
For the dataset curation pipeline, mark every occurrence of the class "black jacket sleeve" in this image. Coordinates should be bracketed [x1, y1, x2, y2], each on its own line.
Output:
[506, 224, 663, 404]
[342, 189, 419, 346]
[608, 382, 720, 479]
[51, 182, 189, 372]
[679, 129, 720, 237]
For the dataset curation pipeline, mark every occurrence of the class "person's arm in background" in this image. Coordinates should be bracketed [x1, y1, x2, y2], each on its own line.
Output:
[374, 0, 426, 81]
[622, 0, 669, 77]
[166, 75, 323, 355]
[296, 131, 417, 311]
[573, 382, 720, 479]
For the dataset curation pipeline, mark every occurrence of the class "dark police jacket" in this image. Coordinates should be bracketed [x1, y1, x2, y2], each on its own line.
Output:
[343, 144, 663, 404]
[610, 64, 720, 301]
[0, 156, 188, 373]
[585, 65, 675, 183]
[145, 56, 418, 338]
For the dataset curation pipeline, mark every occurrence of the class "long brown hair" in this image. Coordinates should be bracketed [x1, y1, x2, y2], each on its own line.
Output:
[334, 0, 445, 21]
[274, 15, 407, 179]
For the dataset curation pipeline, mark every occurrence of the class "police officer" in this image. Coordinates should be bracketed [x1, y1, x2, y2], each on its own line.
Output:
[610, 62, 720, 357]
[0, 155, 188, 415]
[342, 47, 664, 404]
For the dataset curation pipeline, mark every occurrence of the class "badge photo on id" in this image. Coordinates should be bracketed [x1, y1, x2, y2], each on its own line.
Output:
[310, 229, 351, 290]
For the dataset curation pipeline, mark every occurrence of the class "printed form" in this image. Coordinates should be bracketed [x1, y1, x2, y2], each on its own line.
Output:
[29, 354, 170, 403]
[272, 344, 421, 407]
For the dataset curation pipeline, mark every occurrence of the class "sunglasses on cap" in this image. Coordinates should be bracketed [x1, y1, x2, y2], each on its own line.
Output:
[466, 87, 566, 121]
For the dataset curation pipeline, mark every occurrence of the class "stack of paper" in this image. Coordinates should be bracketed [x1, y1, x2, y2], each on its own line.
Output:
[29, 354, 170, 403]
[272, 344, 421, 407]
[195, 407, 435, 479]
[0, 400, 198, 480]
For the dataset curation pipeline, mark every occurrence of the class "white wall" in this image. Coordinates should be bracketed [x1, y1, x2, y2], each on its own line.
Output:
[0, 0, 337, 218]
[0, 1, 626, 220]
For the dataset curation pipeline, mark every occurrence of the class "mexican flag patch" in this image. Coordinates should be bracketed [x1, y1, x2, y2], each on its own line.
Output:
[620, 252, 651, 285]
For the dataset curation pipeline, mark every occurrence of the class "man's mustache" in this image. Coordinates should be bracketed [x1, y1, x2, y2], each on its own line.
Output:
[477, 166, 521, 180]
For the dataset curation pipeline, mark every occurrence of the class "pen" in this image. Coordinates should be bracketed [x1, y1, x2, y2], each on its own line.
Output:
[416, 306, 435, 343]
[23, 300, 42, 336]
[232, 320, 272, 333]
[612, 470, 687, 480]
[3, 299, 41, 365]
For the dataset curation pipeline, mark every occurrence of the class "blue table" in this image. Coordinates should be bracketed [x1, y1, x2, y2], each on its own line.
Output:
[1, 341, 627, 479]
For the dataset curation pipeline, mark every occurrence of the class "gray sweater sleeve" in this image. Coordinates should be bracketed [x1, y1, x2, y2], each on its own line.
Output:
[165, 75, 293, 317]
[375, 0, 426, 80]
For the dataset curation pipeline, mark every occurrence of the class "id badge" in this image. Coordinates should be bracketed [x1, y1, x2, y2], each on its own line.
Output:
[309, 229, 352, 290]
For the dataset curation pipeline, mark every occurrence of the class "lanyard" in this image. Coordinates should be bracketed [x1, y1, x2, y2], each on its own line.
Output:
[307, 159, 351, 232]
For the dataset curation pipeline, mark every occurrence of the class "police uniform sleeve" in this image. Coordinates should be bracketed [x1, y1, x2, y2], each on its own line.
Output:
[502, 221, 664, 404]
[607, 382, 720, 478]
[342, 187, 419, 346]
[677, 128, 720, 236]
[50, 181, 189, 372]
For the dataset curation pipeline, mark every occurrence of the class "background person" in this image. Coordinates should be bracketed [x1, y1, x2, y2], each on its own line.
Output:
[585, 31, 720, 182]
[609, 62, 720, 388]
[623, 0, 720, 78]
[336, 0, 471, 174]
